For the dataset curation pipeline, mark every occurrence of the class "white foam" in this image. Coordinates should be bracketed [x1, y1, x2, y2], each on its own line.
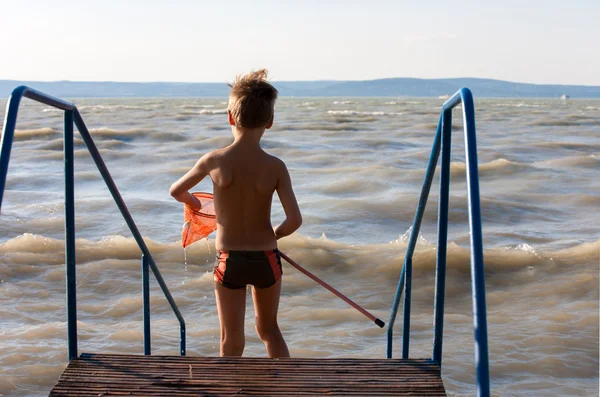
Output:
[327, 110, 402, 116]
[199, 109, 227, 115]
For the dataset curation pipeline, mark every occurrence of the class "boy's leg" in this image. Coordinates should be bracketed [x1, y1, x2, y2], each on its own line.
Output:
[214, 281, 247, 356]
[252, 279, 290, 358]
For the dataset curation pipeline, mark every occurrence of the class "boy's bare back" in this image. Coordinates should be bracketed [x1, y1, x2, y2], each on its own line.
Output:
[202, 142, 295, 250]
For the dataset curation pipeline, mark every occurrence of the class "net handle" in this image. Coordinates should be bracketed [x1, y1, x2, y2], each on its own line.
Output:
[279, 251, 385, 328]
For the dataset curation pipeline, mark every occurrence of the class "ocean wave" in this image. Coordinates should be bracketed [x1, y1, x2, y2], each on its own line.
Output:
[302, 164, 405, 180]
[272, 124, 364, 132]
[35, 152, 64, 161]
[179, 109, 228, 116]
[410, 123, 442, 130]
[406, 110, 440, 116]
[180, 104, 216, 109]
[36, 137, 85, 151]
[302, 190, 564, 226]
[78, 105, 147, 112]
[0, 234, 182, 266]
[533, 141, 600, 151]
[313, 178, 391, 195]
[89, 127, 151, 138]
[530, 119, 600, 127]
[75, 171, 102, 181]
[332, 101, 354, 105]
[201, 136, 234, 147]
[13, 128, 61, 141]
[565, 114, 599, 121]
[327, 110, 403, 116]
[290, 153, 342, 167]
[534, 155, 600, 169]
[97, 139, 133, 149]
[352, 138, 415, 150]
[1, 233, 596, 283]
[496, 103, 544, 108]
[448, 158, 531, 177]
[88, 127, 186, 142]
[204, 124, 229, 131]
[200, 108, 227, 115]
[565, 193, 600, 207]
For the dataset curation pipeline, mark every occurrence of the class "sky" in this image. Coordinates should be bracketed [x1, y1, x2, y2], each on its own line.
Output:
[0, 0, 598, 85]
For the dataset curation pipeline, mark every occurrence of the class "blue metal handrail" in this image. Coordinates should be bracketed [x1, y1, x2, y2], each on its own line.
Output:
[0, 86, 186, 359]
[386, 88, 490, 396]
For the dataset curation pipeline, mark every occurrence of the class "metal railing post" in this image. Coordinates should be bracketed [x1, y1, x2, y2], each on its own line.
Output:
[432, 108, 452, 364]
[180, 317, 186, 356]
[459, 90, 490, 397]
[0, 87, 27, 208]
[64, 110, 78, 360]
[386, 117, 442, 358]
[401, 257, 412, 359]
[142, 254, 151, 355]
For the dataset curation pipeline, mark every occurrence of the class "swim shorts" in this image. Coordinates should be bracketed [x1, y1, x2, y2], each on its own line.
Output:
[214, 249, 282, 289]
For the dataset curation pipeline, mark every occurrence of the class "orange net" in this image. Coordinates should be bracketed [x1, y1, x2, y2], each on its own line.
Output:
[181, 192, 217, 248]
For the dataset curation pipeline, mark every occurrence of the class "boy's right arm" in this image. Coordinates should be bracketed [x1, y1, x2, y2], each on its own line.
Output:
[170, 153, 212, 210]
[274, 160, 302, 239]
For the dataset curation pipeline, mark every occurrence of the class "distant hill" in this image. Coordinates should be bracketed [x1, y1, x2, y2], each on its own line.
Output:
[1, 78, 598, 98]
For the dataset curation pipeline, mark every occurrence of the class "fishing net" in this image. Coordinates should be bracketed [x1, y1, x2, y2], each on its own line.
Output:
[181, 192, 217, 248]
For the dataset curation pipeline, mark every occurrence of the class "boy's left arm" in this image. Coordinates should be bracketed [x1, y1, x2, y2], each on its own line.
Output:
[169, 154, 212, 210]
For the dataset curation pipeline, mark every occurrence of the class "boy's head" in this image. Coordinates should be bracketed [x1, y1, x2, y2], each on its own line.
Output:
[228, 69, 278, 129]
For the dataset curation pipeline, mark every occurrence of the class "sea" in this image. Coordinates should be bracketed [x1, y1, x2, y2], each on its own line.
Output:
[0, 95, 598, 396]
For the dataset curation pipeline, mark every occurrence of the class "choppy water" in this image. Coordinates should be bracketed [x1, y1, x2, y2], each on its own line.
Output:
[0, 96, 598, 396]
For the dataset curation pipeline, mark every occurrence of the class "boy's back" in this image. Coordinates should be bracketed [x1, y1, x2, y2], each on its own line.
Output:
[209, 143, 284, 250]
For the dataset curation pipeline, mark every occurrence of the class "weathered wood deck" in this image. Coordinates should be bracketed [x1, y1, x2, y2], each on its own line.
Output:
[49, 353, 446, 396]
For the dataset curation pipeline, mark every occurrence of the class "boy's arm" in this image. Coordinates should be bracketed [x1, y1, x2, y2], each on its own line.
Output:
[274, 161, 302, 239]
[169, 154, 212, 210]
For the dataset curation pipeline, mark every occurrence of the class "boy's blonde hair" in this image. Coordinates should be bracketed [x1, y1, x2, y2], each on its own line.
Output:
[228, 69, 278, 129]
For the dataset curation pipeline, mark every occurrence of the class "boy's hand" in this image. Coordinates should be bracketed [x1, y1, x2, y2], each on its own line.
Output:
[189, 194, 202, 211]
[183, 192, 202, 211]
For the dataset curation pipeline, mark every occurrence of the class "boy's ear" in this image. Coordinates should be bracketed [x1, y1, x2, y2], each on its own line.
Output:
[228, 110, 235, 126]
[265, 115, 274, 129]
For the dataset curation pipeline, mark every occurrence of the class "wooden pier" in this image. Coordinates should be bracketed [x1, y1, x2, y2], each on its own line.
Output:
[49, 353, 446, 396]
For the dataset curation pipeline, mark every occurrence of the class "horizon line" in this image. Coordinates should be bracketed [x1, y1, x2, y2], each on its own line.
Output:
[1, 76, 599, 88]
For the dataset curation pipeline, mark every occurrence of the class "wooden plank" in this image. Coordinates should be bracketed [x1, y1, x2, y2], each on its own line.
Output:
[49, 353, 446, 396]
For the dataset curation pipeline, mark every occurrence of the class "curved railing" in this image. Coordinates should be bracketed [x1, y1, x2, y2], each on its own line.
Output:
[386, 88, 490, 396]
[0, 86, 186, 359]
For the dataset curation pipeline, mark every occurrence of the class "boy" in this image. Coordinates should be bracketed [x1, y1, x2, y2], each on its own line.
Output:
[170, 69, 302, 358]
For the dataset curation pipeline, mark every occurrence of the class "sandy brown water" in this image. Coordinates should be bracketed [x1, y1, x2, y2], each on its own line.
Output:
[0, 96, 598, 396]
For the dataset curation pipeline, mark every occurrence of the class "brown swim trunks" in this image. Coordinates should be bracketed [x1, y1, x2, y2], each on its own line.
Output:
[214, 249, 282, 289]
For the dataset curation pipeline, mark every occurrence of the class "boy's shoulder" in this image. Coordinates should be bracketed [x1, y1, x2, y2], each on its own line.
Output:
[263, 152, 287, 172]
[263, 150, 283, 163]
[199, 147, 229, 163]
[201, 147, 286, 169]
